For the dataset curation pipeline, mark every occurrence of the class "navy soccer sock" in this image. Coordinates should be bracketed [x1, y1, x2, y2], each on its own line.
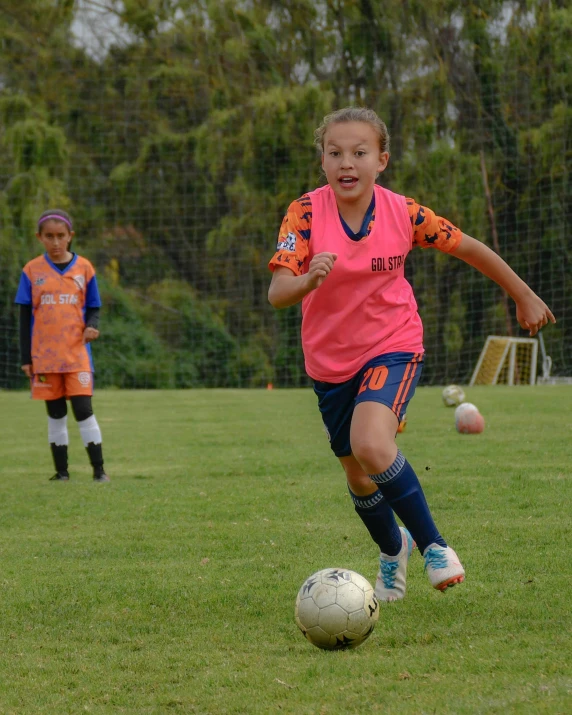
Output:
[369, 450, 447, 555]
[348, 487, 403, 556]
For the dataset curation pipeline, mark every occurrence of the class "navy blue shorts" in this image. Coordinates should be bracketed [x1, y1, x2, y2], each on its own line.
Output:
[313, 352, 424, 458]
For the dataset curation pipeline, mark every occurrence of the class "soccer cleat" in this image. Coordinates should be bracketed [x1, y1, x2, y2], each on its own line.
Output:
[49, 471, 69, 481]
[375, 527, 415, 602]
[423, 543, 465, 591]
[93, 470, 110, 483]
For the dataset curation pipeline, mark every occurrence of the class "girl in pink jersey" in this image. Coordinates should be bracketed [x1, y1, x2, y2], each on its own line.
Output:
[15, 210, 109, 483]
[268, 108, 555, 601]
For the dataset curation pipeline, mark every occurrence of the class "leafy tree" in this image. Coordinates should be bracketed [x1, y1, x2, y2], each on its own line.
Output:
[0, 0, 569, 387]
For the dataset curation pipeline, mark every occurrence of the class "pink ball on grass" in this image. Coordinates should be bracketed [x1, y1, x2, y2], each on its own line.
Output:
[455, 403, 485, 434]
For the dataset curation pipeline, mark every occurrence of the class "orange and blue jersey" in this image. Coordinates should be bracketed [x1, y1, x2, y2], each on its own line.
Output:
[14, 253, 101, 374]
[269, 194, 462, 276]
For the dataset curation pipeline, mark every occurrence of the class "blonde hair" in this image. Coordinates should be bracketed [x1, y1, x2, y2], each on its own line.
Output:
[314, 107, 390, 154]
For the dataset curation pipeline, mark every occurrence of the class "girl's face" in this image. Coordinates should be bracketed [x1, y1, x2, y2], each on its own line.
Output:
[36, 220, 74, 262]
[321, 121, 389, 205]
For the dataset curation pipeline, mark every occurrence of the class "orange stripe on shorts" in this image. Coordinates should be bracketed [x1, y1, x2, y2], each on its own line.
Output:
[391, 353, 422, 414]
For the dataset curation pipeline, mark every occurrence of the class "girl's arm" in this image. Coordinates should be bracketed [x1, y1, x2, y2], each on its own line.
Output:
[83, 306, 101, 344]
[268, 253, 337, 309]
[451, 234, 556, 336]
[19, 304, 32, 370]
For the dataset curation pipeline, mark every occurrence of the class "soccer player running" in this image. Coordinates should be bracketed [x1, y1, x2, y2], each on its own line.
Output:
[268, 107, 555, 601]
[15, 210, 110, 483]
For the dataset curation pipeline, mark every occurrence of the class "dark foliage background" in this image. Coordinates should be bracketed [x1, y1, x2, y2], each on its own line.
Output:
[1, 1, 569, 387]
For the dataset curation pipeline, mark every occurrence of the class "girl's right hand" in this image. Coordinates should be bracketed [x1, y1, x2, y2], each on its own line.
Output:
[515, 290, 556, 336]
[307, 252, 338, 289]
[21, 365, 33, 378]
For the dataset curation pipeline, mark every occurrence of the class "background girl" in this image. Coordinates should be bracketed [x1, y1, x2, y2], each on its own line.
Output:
[15, 209, 109, 482]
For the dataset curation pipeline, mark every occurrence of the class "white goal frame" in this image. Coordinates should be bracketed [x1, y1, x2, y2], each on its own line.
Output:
[536, 333, 572, 384]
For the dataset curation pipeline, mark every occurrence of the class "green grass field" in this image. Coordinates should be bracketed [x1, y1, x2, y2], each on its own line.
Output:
[0, 386, 571, 714]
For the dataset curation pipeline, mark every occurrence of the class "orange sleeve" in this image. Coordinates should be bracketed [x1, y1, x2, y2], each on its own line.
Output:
[268, 195, 312, 276]
[406, 198, 462, 254]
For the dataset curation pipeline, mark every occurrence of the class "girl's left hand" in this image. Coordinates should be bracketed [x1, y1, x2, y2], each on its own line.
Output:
[515, 292, 556, 336]
[83, 327, 100, 344]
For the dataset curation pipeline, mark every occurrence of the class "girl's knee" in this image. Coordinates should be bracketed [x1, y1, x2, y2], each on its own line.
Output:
[351, 434, 396, 474]
[70, 395, 93, 422]
[344, 470, 373, 495]
[339, 456, 375, 495]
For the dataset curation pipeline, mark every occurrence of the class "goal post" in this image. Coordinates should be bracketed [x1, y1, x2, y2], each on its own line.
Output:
[470, 336, 538, 386]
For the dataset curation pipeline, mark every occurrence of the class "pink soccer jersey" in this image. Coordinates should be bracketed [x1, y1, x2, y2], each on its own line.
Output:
[269, 185, 462, 383]
[15, 254, 101, 374]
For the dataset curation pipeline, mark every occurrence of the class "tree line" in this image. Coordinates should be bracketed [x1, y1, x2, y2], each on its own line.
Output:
[1, 0, 570, 388]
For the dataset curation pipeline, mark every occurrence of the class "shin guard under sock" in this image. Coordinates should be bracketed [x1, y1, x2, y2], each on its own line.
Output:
[348, 487, 402, 555]
[369, 451, 446, 554]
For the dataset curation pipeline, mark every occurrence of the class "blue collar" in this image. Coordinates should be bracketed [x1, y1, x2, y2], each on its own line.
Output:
[339, 194, 376, 241]
[44, 252, 77, 274]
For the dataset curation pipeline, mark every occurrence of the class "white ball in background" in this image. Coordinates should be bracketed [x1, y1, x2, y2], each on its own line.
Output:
[442, 384, 466, 407]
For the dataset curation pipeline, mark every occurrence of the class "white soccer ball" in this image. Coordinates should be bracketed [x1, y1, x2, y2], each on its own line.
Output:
[295, 568, 379, 650]
[442, 384, 466, 407]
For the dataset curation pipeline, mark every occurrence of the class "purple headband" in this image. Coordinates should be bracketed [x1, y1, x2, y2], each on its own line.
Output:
[38, 214, 73, 231]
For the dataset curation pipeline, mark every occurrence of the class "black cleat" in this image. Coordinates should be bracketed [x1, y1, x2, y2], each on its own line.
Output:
[49, 471, 69, 481]
[93, 470, 110, 483]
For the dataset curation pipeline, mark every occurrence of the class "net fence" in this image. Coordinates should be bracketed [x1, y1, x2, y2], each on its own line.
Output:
[1, 1, 570, 389]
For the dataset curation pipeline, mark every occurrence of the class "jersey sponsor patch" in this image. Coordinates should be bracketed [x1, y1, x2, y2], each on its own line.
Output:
[77, 372, 91, 387]
[73, 274, 86, 290]
[34, 278, 46, 286]
[277, 231, 297, 252]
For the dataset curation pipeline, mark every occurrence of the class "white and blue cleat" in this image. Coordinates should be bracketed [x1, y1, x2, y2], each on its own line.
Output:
[423, 543, 465, 591]
[375, 527, 415, 602]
